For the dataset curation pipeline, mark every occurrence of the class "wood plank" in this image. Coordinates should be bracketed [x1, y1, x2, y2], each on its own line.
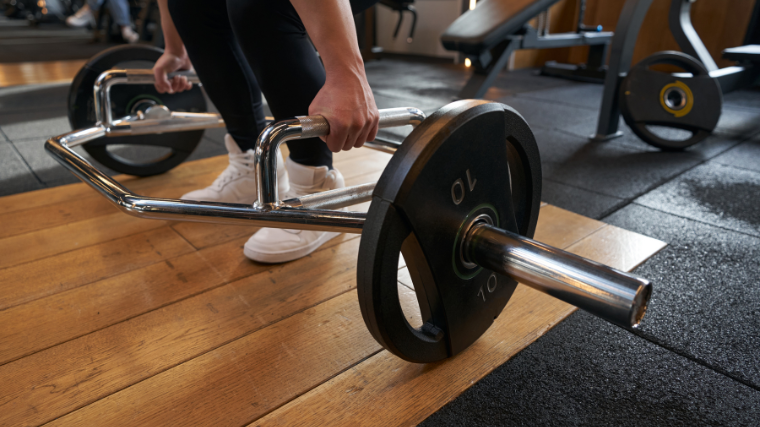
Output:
[565, 224, 667, 273]
[39, 207, 661, 427]
[47, 286, 419, 427]
[0, 232, 361, 367]
[0, 227, 194, 311]
[334, 146, 392, 165]
[335, 151, 392, 174]
[170, 222, 261, 250]
[533, 204, 606, 248]
[0, 165, 227, 238]
[252, 286, 572, 427]
[170, 215, 365, 252]
[251, 223, 665, 427]
[0, 60, 85, 87]
[194, 233, 358, 285]
[0, 174, 138, 216]
[0, 154, 228, 216]
[0, 212, 167, 270]
[334, 160, 388, 183]
[0, 236, 363, 426]
[0, 251, 225, 366]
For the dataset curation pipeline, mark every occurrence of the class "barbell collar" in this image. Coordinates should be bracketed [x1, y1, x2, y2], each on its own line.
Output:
[465, 223, 651, 328]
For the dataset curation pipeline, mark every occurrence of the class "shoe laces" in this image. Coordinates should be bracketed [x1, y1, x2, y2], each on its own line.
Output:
[212, 151, 255, 190]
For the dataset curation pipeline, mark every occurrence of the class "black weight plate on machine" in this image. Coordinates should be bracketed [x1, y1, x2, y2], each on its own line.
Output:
[357, 100, 542, 363]
[68, 45, 207, 176]
[619, 51, 723, 151]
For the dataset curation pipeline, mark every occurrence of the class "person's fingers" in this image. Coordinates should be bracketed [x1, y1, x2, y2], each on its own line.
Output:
[356, 110, 379, 148]
[325, 118, 349, 153]
[170, 76, 189, 93]
[344, 121, 363, 151]
[342, 135, 354, 151]
[153, 67, 172, 94]
[366, 111, 379, 144]
[354, 122, 371, 148]
[170, 77, 181, 93]
[180, 75, 192, 91]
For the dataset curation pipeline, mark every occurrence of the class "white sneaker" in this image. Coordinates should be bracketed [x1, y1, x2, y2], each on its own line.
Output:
[244, 157, 345, 263]
[181, 134, 288, 205]
[121, 26, 139, 44]
[65, 5, 95, 27]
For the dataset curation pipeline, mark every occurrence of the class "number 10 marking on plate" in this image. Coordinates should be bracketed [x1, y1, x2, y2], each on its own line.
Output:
[451, 169, 477, 205]
[477, 273, 498, 302]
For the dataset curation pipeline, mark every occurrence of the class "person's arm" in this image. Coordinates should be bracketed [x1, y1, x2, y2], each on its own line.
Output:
[152, 0, 193, 94]
[290, 0, 379, 152]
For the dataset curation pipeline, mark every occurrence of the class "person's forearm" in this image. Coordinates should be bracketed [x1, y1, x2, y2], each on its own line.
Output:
[289, 0, 365, 79]
[157, 0, 186, 55]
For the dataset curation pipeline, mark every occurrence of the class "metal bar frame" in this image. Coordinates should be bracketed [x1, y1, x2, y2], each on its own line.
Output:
[669, 0, 718, 72]
[94, 69, 226, 136]
[591, 0, 654, 142]
[46, 81, 425, 233]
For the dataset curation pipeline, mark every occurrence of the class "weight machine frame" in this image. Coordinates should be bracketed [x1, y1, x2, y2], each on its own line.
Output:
[454, 0, 613, 99]
[591, 0, 760, 142]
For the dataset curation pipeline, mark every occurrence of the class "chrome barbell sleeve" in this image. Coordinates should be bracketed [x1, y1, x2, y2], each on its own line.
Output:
[465, 223, 652, 328]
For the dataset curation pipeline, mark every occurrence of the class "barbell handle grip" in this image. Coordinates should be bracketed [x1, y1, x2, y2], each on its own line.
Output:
[297, 107, 426, 139]
[166, 70, 201, 82]
[124, 69, 202, 84]
[466, 223, 652, 329]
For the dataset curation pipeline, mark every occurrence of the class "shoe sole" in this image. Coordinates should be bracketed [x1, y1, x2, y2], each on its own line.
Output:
[243, 231, 341, 264]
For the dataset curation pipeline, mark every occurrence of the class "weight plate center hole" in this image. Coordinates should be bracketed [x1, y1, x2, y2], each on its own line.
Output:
[460, 213, 494, 270]
[664, 86, 687, 110]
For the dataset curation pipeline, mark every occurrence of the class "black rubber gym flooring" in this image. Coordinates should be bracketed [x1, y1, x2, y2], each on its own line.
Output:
[1, 54, 759, 425]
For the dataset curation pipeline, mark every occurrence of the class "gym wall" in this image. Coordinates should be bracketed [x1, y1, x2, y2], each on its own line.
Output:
[511, 0, 756, 70]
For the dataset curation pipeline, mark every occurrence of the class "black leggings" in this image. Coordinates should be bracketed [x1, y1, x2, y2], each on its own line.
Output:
[168, 0, 377, 168]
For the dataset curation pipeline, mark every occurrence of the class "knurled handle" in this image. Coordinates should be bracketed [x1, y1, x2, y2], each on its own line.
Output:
[296, 107, 426, 139]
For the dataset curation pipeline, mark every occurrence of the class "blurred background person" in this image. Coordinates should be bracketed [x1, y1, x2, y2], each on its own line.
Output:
[65, 0, 138, 43]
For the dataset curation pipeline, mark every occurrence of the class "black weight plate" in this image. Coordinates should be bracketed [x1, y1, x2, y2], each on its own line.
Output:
[357, 100, 542, 363]
[620, 51, 723, 151]
[68, 45, 207, 176]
